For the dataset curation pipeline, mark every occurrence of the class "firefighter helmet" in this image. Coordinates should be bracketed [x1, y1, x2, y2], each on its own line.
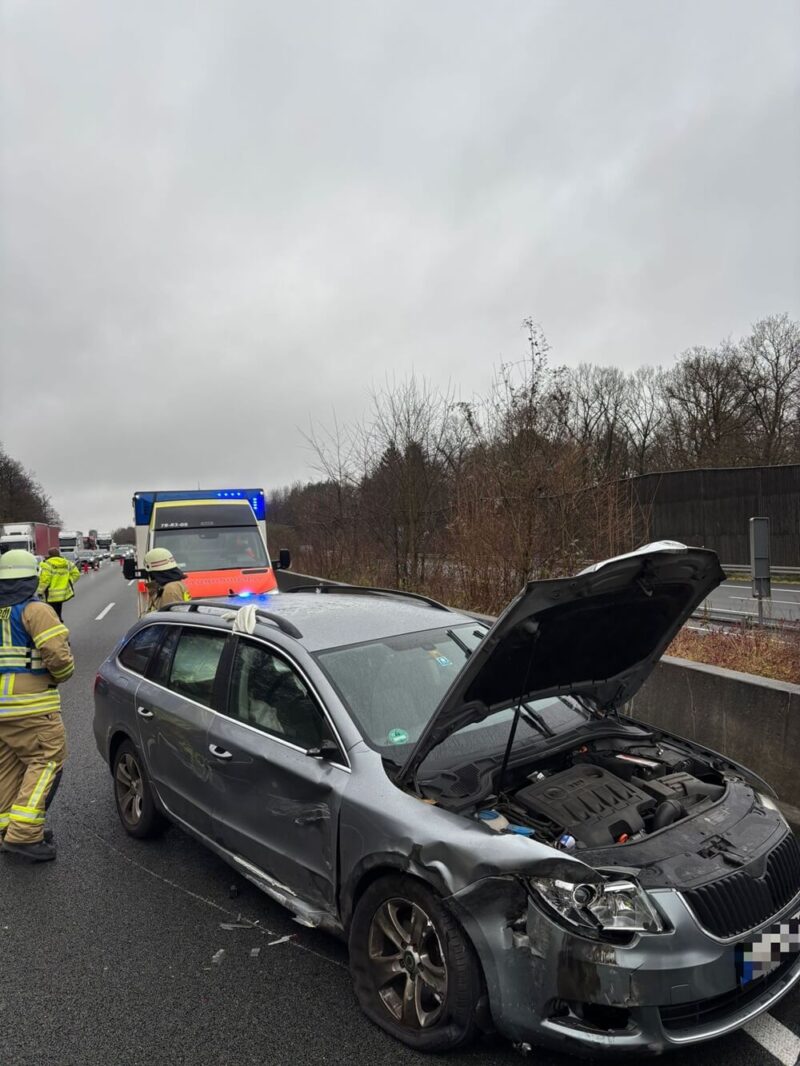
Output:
[0, 549, 39, 579]
[143, 548, 179, 572]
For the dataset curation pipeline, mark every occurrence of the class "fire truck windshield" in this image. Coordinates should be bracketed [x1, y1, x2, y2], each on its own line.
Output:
[153, 527, 268, 572]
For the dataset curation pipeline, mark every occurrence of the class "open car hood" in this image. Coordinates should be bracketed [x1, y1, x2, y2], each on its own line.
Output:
[396, 542, 724, 789]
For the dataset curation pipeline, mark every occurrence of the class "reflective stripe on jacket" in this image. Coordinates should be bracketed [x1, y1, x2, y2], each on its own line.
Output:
[0, 600, 74, 719]
[146, 580, 191, 613]
[37, 557, 80, 604]
[0, 601, 48, 675]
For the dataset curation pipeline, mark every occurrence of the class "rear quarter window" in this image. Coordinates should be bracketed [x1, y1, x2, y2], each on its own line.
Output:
[118, 625, 164, 676]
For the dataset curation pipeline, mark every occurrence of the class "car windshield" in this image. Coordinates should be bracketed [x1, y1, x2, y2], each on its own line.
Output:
[153, 527, 269, 571]
[317, 624, 591, 757]
[317, 624, 485, 750]
[416, 697, 590, 777]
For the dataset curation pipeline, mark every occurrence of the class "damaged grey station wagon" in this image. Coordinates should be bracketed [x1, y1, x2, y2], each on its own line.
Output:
[93, 542, 800, 1056]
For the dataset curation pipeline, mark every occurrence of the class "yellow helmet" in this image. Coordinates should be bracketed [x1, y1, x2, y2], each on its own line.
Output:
[144, 547, 178, 572]
[0, 549, 39, 579]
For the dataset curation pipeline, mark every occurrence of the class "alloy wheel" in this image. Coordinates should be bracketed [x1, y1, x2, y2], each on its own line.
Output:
[115, 753, 144, 826]
[367, 897, 448, 1029]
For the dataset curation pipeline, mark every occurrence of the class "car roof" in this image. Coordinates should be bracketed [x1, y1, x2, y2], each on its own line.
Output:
[151, 591, 478, 653]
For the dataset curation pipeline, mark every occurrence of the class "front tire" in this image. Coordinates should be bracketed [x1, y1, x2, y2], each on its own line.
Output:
[112, 740, 165, 839]
[349, 874, 483, 1052]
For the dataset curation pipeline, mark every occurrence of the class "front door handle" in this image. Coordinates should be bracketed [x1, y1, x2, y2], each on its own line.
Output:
[209, 744, 233, 760]
[137, 706, 154, 719]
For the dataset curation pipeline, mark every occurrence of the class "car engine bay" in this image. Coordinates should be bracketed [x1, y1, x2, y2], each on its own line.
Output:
[423, 734, 731, 850]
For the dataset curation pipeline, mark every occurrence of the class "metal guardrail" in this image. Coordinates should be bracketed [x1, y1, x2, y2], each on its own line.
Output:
[722, 564, 800, 574]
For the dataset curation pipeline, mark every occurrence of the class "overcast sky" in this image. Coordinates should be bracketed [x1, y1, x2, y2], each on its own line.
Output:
[1, 0, 798, 532]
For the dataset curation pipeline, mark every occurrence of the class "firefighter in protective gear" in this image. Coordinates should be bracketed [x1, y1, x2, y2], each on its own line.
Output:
[0, 550, 73, 862]
[37, 547, 80, 619]
[143, 548, 191, 612]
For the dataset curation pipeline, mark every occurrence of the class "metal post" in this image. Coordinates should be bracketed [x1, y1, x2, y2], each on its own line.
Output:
[749, 517, 771, 625]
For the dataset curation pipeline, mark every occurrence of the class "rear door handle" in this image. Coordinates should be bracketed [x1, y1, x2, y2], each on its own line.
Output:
[209, 744, 233, 760]
[137, 706, 154, 719]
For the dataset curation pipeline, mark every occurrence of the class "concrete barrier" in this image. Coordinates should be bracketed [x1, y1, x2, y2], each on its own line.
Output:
[626, 656, 800, 821]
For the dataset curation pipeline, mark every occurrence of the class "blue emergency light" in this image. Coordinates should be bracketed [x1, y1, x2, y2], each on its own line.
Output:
[133, 489, 266, 524]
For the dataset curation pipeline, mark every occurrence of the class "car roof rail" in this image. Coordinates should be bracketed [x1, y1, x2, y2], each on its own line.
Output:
[158, 600, 303, 639]
[285, 582, 450, 612]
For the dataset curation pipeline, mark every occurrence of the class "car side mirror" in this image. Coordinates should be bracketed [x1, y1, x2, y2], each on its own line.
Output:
[306, 739, 340, 762]
[272, 548, 291, 571]
[122, 557, 137, 580]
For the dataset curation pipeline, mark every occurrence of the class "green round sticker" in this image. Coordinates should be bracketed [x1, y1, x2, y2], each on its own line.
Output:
[387, 728, 409, 745]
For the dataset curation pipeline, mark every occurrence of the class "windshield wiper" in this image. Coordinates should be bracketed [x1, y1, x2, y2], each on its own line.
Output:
[446, 629, 473, 658]
[519, 703, 555, 738]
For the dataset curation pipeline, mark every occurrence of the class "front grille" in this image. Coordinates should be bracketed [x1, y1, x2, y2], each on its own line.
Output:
[660, 956, 798, 1032]
[683, 833, 800, 939]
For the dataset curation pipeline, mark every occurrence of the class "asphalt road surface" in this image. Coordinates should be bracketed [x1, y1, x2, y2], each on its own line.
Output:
[1, 564, 798, 1066]
[701, 581, 800, 624]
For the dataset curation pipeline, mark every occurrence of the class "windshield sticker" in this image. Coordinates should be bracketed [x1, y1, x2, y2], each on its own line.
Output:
[435, 656, 452, 666]
[387, 728, 409, 745]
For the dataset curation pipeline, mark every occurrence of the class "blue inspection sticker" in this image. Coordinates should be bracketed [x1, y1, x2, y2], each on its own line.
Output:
[387, 728, 409, 745]
[435, 656, 452, 666]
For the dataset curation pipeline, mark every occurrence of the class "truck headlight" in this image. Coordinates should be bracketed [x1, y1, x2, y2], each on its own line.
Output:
[530, 876, 664, 934]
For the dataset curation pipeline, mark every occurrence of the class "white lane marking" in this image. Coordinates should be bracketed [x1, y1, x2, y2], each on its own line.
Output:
[127, 579, 134, 587]
[729, 596, 800, 606]
[743, 1013, 800, 1066]
[95, 602, 115, 621]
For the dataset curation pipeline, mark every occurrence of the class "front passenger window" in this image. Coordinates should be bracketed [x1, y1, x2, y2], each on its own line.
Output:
[229, 640, 334, 752]
[168, 628, 227, 708]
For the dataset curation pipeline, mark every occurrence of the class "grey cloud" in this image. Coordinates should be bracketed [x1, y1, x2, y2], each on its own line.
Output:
[1, 0, 798, 531]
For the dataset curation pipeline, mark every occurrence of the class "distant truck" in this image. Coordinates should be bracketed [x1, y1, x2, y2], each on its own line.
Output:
[58, 530, 85, 562]
[0, 522, 60, 559]
[123, 488, 290, 614]
[95, 532, 113, 556]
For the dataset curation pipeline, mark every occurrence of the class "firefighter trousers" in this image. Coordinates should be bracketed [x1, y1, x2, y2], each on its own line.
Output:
[0, 712, 66, 844]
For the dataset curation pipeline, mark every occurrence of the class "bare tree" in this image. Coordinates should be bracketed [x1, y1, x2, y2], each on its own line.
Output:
[736, 314, 800, 464]
[661, 345, 750, 466]
[624, 366, 666, 474]
[0, 444, 60, 525]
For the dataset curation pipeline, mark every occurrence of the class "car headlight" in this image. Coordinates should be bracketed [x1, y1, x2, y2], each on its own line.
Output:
[758, 793, 788, 825]
[530, 876, 664, 934]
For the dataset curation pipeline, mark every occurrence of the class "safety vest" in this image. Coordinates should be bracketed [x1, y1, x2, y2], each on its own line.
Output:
[0, 600, 47, 676]
[38, 557, 79, 603]
[0, 599, 62, 718]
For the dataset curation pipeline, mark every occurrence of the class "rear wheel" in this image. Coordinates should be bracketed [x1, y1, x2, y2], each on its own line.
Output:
[349, 874, 483, 1052]
[113, 740, 165, 839]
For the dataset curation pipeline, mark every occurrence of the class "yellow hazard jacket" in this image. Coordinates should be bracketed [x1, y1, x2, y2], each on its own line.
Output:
[146, 579, 191, 613]
[38, 556, 80, 604]
[0, 599, 75, 719]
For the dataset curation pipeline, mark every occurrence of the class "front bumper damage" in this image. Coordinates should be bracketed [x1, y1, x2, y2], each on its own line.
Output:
[449, 877, 800, 1057]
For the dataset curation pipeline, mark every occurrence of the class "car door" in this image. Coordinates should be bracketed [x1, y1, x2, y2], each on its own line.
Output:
[208, 636, 349, 914]
[135, 623, 229, 837]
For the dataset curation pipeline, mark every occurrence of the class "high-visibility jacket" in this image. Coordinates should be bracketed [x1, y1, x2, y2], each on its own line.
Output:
[37, 557, 80, 604]
[146, 579, 191, 613]
[0, 598, 74, 719]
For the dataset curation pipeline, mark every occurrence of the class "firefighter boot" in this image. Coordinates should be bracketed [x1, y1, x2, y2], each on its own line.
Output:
[3, 838, 56, 861]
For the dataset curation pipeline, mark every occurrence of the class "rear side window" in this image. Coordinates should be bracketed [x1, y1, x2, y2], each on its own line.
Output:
[167, 628, 227, 707]
[119, 625, 164, 675]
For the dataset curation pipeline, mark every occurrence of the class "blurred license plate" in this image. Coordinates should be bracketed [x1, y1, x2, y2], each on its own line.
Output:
[737, 913, 800, 985]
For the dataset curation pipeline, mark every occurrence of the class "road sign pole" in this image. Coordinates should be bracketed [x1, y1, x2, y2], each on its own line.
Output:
[749, 517, 771, 625]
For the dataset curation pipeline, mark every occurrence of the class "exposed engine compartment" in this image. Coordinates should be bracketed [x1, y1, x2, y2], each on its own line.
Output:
[424, 734, 729, 850]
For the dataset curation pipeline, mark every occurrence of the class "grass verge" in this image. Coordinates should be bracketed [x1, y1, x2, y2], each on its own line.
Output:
[668, 625, 800, 684]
